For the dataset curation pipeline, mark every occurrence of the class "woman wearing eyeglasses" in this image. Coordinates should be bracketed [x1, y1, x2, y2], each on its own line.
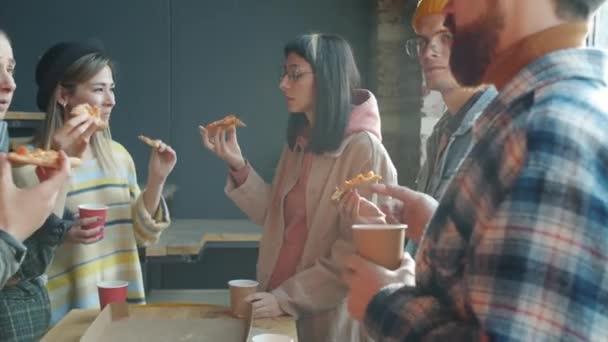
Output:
[200, 33, 397, 341]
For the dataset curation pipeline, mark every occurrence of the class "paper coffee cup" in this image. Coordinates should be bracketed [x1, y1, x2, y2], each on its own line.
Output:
[78, 204, 108, 238]
[352, 224, 407, 270]
[97, 280, 128, 310]
[252, 333, 294, 342]
[228, 279, 258, 318]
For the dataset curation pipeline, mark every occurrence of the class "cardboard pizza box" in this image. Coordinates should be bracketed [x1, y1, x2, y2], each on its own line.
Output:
[80, 303, 252, 342]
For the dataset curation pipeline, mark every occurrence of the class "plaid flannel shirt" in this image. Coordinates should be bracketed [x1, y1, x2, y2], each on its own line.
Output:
[0, 214, 71, 342]
[365, 48, 608, 341]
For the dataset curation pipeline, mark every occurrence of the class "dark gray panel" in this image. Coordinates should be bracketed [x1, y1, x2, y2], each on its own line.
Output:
[170, 0, 373, 218]
[0, 0, 170, 188]
[1, 0, 374, 219]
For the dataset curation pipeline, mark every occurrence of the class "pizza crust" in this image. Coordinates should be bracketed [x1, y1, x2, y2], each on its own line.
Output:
[204, 115, 246, 135]
[8, 148, 82, 168]
[331, 171, 383, 201]
[138, 135, 161, 149]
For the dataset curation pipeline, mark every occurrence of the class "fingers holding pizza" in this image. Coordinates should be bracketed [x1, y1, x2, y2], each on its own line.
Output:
[138, 134, 177, 182]
[8, 146, 78, 183]
[51, 104, 103, 157]
[331, 171, 383, 202]
[334, 171, 388, 224]
[8, 145, 81, 169]
[203, 114, 246, 136]
[138, 135, 161, 149]
[70, 103, 108, 130]
[199, 114, 246, 170]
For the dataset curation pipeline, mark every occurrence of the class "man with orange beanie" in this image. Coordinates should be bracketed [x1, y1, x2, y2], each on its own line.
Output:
[337, 0, 497, 305]
[342, 0, 608, 340]
[406, 0, 496, 256]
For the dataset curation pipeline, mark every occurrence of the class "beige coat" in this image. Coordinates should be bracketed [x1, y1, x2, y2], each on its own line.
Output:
[226, 131, 397, 341]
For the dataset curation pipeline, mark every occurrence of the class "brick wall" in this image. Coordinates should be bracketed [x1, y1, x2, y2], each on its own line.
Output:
[371, 0, 422, 187]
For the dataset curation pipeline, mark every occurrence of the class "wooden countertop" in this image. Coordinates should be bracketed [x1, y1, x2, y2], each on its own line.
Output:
[42, 304, 298, 341]
[5, 111, 46, 120]
[145, 219, 261, 257]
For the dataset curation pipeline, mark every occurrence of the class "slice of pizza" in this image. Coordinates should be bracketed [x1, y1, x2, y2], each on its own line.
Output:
[331, 171, 383, 201]
[70, 103, 108, 130]
[203, 114, 246, 135]
[8, 146, 82, 168]
[138, 134, 161, 149]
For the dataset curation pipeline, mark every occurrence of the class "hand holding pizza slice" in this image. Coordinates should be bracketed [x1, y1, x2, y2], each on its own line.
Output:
[138, 134, 161, 149]
[331, 171, 383, 202]
[202, 114, 246, 136]
[8, 146, 82, 169]
[136, 135, 177, 185]
[199, 115, 246, 170]
[70, 103, 108, 130]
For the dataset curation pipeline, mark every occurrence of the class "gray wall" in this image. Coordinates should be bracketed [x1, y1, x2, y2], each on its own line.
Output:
[1, 0, 373, 218]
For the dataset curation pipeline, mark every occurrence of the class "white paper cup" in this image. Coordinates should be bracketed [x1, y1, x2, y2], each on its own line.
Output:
[252, 333, 294, 342]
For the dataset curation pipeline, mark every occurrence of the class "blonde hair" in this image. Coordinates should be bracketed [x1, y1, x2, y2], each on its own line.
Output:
[35, 53, 120, 175]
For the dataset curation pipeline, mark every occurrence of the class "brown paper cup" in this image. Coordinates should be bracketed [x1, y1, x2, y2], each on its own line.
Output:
[352, 224, 407, 270]
[228, 279, 258, 318]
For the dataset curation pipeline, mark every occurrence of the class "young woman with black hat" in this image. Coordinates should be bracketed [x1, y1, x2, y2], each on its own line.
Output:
[14, 39, 177, 324]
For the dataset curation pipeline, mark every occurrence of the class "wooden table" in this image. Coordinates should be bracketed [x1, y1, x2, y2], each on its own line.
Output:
[145, 219, 262, 257]
[42, 304, 298, 341]
[5, 111, 46, 121]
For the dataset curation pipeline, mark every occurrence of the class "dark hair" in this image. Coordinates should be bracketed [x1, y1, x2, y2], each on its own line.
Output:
[553, 0, 605, 20]
[284, 33, 361, 154]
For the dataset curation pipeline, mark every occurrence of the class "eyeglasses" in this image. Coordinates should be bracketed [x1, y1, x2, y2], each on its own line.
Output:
[405, 31, 453, 58]
[280, 69, 314, 82]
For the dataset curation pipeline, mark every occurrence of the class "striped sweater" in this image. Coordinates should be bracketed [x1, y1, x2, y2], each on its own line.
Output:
[15, 141, 170, 324]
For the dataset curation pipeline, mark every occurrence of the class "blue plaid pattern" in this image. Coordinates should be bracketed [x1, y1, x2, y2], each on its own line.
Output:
[364, 48, 608, 341]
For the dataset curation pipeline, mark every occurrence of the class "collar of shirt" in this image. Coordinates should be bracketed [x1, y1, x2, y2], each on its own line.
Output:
[483, 22, 589, 90]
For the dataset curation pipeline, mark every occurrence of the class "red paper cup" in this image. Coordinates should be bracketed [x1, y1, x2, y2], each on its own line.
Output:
[97, 280, 128, 310]
[78, 204, 108, 239]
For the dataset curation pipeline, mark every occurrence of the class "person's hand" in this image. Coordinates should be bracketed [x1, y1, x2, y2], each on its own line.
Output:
[337, 190, 386, 224]
[371, 184, 438, 244]
[342, 254, 415, 321]
[52, 114, 98, 157]
[0, 151, 70, 241]
[35, 161, 69, 182]
[199, 126, 245, 170]
[244, 292, 285, 318]
[147, 139, 177, 184]
[64, 214, 103, 244]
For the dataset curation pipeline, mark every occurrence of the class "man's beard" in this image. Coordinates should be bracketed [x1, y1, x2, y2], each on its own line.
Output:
[444, 6, 505, 87]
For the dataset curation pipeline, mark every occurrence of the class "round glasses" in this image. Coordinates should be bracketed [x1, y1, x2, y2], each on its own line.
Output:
[405, 31, 453, 58]
[280, 69, 314, 82]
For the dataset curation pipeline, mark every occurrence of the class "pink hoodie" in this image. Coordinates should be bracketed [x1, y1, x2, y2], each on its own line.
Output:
[231, 89, 382, 290]
[346, 89, 382, 141]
